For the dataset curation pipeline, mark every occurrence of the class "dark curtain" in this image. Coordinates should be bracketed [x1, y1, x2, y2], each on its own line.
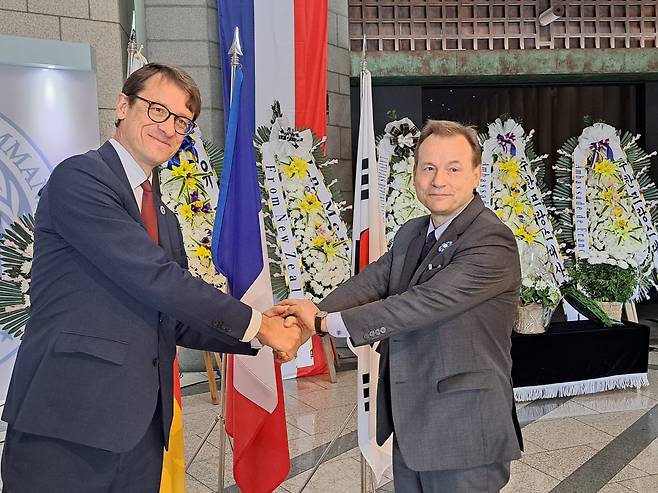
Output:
[422, 84, 638, 186]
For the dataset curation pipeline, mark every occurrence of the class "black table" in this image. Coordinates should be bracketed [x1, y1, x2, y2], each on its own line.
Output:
[511, 320, 650, 401]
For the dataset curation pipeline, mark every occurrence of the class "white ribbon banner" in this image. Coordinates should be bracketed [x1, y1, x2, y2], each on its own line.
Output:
[261, 144, 312, 371]
[572, 157, 590, 257]
[518, 159, 567, 284]
[307, 164, 350, 244]
[377, 139, 395, 223]
[478, 140, 494, 208]
[618, 161, 658, 271]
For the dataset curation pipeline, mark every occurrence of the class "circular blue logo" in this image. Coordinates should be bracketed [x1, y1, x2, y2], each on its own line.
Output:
[0, 112, 51, 233]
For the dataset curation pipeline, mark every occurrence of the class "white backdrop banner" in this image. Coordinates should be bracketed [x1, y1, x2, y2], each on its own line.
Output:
[0, 64, 99, 404]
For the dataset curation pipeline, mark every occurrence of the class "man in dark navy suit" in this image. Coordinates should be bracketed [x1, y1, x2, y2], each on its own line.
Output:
[0, 63, 303, 492]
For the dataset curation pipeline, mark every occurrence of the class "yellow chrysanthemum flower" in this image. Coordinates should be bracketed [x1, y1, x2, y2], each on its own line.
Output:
[178, 203, 193, 219]
[312, 236, 326, 248]
[171, 154, 196, 178]
[322, 243, 337, 257]
[499, 158, 522, 184]
[593, 159, 617, 177]
[299, 192, 322, 213]
[600, 189, 615, 204]
[614, 218, 628, 229]
[610, 217, 633, 238]
[185, 177, 198, 189]
[195, 245, 211, 259]
[513, 224, 538, 244]
[501, 191, 525, 216]
[613, 207, 623, 217]
[170, 165, 187, 178]
[283, 156, 310, 179]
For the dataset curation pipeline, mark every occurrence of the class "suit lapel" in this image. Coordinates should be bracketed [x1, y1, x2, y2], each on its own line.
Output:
[397, 218, 430, 292]
[98, 142, 174, 255]
[409, 194, 486, 286]
[153, 189, 175, 254]
[98, 142, 144, 226]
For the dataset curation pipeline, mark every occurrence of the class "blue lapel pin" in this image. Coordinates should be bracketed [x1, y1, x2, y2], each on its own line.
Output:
[437, 240, 453, 253]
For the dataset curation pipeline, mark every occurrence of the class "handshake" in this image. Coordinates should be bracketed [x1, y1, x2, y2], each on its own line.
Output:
[255, 299, 325, 364]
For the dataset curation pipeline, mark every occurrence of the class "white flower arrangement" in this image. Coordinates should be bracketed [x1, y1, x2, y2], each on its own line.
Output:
[0, 214, 35, 338]
[255, 105, 351, 303]
[553, 121, 658, 301]
[520, 273, 562, 308]
[0, 134, 230, 339]
[479, 117, 564, 309]
[160, 132, 227, 291]
[378, 118, 427, 245]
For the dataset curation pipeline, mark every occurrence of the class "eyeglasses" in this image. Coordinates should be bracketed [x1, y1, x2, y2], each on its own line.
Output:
[133, 95, 195, 135]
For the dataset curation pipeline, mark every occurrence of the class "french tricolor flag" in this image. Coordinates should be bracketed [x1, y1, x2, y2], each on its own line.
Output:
[215, 1, 328, 491]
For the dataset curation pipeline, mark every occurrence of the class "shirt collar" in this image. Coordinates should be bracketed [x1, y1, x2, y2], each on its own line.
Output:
[427, 199, 472, 240]
[109, 138, 150, 190]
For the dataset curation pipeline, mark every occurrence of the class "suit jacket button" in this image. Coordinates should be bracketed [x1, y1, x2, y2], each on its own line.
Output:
[381, 327, 387, 333]
[374, 329, 381, 336]
[152, 358, 158, 367]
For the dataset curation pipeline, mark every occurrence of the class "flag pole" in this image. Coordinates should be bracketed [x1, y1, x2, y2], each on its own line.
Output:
[358, 33, 373, 493]
[216, 25, 243, 493]
[229, 27, 243, 106]
[126, 12, 138, 80]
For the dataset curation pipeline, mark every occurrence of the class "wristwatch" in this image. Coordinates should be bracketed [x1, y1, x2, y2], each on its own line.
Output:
[314, 311, 328, 337]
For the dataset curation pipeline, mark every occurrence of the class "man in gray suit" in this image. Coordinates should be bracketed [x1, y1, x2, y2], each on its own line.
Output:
[278, 120, 523, 492]
[1, 64, 303, 492]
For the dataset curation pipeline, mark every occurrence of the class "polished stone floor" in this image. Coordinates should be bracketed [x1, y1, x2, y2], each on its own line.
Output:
[1, 349, 657, 492]
[183, 347, 658, 493]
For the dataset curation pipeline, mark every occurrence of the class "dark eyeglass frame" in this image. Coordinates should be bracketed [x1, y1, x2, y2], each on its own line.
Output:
[132, 95, 195, 135]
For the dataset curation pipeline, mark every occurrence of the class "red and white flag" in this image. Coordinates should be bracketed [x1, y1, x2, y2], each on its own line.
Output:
[215, 1, 329, 490]
[350, 65, 393, 483]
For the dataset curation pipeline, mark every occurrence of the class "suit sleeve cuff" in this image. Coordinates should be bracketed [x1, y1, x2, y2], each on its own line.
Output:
[241, 309, 262, 342]
[327, 312, 350, 338]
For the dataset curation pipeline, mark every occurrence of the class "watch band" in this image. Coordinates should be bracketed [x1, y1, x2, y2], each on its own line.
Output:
[314, 311, 328, 337]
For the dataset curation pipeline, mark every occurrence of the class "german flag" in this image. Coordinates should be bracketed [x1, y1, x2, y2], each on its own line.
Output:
[160, 354, 185, 493]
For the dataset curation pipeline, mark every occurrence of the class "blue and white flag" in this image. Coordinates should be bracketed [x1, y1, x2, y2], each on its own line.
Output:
[214, 4, 292, 487]
[211, 64, 277, 412]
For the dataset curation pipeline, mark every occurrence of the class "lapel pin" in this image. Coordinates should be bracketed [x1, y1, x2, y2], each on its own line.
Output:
[437, 240, 453, 253]
[160, 205, 166, 215]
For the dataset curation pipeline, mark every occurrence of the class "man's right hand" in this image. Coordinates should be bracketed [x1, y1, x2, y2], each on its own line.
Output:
[255, 314, 304, 358]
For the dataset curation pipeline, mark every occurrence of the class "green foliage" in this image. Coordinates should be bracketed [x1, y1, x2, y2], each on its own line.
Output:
[574, 260, 639, 302]
[561, 282, 613, 326]
[0, 214, 35, 339]
[202, 138, 224, 180]
[520, 283, 560, 308]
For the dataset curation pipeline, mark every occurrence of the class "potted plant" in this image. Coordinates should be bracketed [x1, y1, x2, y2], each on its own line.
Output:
[574, 260, 639, 320]
[517, 274, 562, 334]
